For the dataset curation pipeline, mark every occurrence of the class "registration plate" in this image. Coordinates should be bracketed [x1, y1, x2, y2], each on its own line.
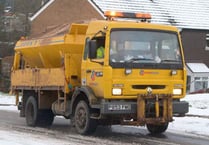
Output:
[108, 104, 131, 111]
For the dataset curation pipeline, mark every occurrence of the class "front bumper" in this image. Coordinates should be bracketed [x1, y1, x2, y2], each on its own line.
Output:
[173, 100, 189, 115]
[100, 100, 189, 115]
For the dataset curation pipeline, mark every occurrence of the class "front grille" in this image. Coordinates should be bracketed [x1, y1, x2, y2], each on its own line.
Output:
[132, 85, 165, 90]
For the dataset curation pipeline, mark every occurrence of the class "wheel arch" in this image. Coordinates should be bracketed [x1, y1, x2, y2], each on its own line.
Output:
[70, 86, 100, 115]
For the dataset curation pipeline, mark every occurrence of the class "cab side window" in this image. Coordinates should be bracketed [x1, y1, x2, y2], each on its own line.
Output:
[95, 37, 105, 59]
[83, 38, 90, 60]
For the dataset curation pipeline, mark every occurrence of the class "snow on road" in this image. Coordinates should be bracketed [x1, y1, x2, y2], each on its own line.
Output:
[0, 128, 78, 145]
[0, 92, 209, 144]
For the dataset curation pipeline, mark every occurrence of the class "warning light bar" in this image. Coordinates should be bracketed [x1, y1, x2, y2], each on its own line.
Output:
[104, 11, 151, 21]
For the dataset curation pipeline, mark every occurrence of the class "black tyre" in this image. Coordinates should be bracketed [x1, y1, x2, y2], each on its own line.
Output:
[25, 96, 39, 126]
[146, 123, 168, 134]
[74, 100, 97, 135]
[25, 96, 54, 127]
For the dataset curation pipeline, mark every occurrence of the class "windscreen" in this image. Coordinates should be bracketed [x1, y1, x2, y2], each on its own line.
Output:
[110, 29, 183, 69]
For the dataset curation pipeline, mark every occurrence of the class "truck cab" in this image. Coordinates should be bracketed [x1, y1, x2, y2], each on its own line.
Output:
[79, 12, 188, 133]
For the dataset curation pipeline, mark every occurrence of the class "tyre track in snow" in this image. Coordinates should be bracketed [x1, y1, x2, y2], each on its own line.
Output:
[0, 121, 180, 145]
[0, 109, 209, 145]
[186, 114, 209, 119]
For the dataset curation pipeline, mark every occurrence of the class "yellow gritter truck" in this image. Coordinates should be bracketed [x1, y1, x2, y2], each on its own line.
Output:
[11, 11, 188, 135]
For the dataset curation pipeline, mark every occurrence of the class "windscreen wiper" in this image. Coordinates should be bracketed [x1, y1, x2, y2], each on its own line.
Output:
[126, 57, 153, 63]
[124, 57, 154, 69]
[161, 59, 181, 63]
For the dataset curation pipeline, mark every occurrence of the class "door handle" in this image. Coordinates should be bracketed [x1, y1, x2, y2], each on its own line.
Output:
[86, 69, 91, 73]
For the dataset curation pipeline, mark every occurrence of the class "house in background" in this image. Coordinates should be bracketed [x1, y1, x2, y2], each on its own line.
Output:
[29, 0, 209, 93]
[29, 0, 103, 38]
[186, 63, 209, 93]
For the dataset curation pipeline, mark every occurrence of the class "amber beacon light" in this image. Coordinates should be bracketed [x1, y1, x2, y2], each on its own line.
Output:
[104, 11, 151, 21]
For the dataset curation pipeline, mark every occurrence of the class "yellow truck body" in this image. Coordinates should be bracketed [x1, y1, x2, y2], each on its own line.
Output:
[11, 14, 188, 135]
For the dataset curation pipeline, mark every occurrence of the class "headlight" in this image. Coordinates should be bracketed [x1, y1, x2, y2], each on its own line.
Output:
[173, 88, 182, 95]
[112, 88, 122, 95]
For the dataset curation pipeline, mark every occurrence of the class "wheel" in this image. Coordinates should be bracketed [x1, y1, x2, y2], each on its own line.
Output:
[25, 96, 54, 127]
[25, 96, 39, 126]
[146, 123, 168, 134]
[74, 100, 97, 135]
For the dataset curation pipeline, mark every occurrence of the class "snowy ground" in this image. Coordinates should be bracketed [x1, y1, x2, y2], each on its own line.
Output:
[0, 128, 79, 145]
[0, 92, 209, 144]
[169, 94, 209, 137]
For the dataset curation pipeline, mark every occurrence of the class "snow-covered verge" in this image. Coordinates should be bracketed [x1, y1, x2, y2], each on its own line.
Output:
[0, 92, 17, 105]
[0, 92, 17, 111]
[168, 93, 209, 137]
[183, 93, 209, 116]
[0, 92, 209, 143]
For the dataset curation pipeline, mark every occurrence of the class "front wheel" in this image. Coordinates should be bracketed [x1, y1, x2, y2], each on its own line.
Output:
[146, 123, 168, 134]
[74, 100, 97, 135]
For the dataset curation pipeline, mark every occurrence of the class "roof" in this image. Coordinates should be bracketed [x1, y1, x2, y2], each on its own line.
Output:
[30, 0, 55, 21]
[187, 63, 209, 73]
[91, 0, 209, 30]
[30, 0, 209, 30]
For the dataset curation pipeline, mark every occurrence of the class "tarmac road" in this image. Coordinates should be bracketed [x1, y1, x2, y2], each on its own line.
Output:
[0, 108, 209, 145]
